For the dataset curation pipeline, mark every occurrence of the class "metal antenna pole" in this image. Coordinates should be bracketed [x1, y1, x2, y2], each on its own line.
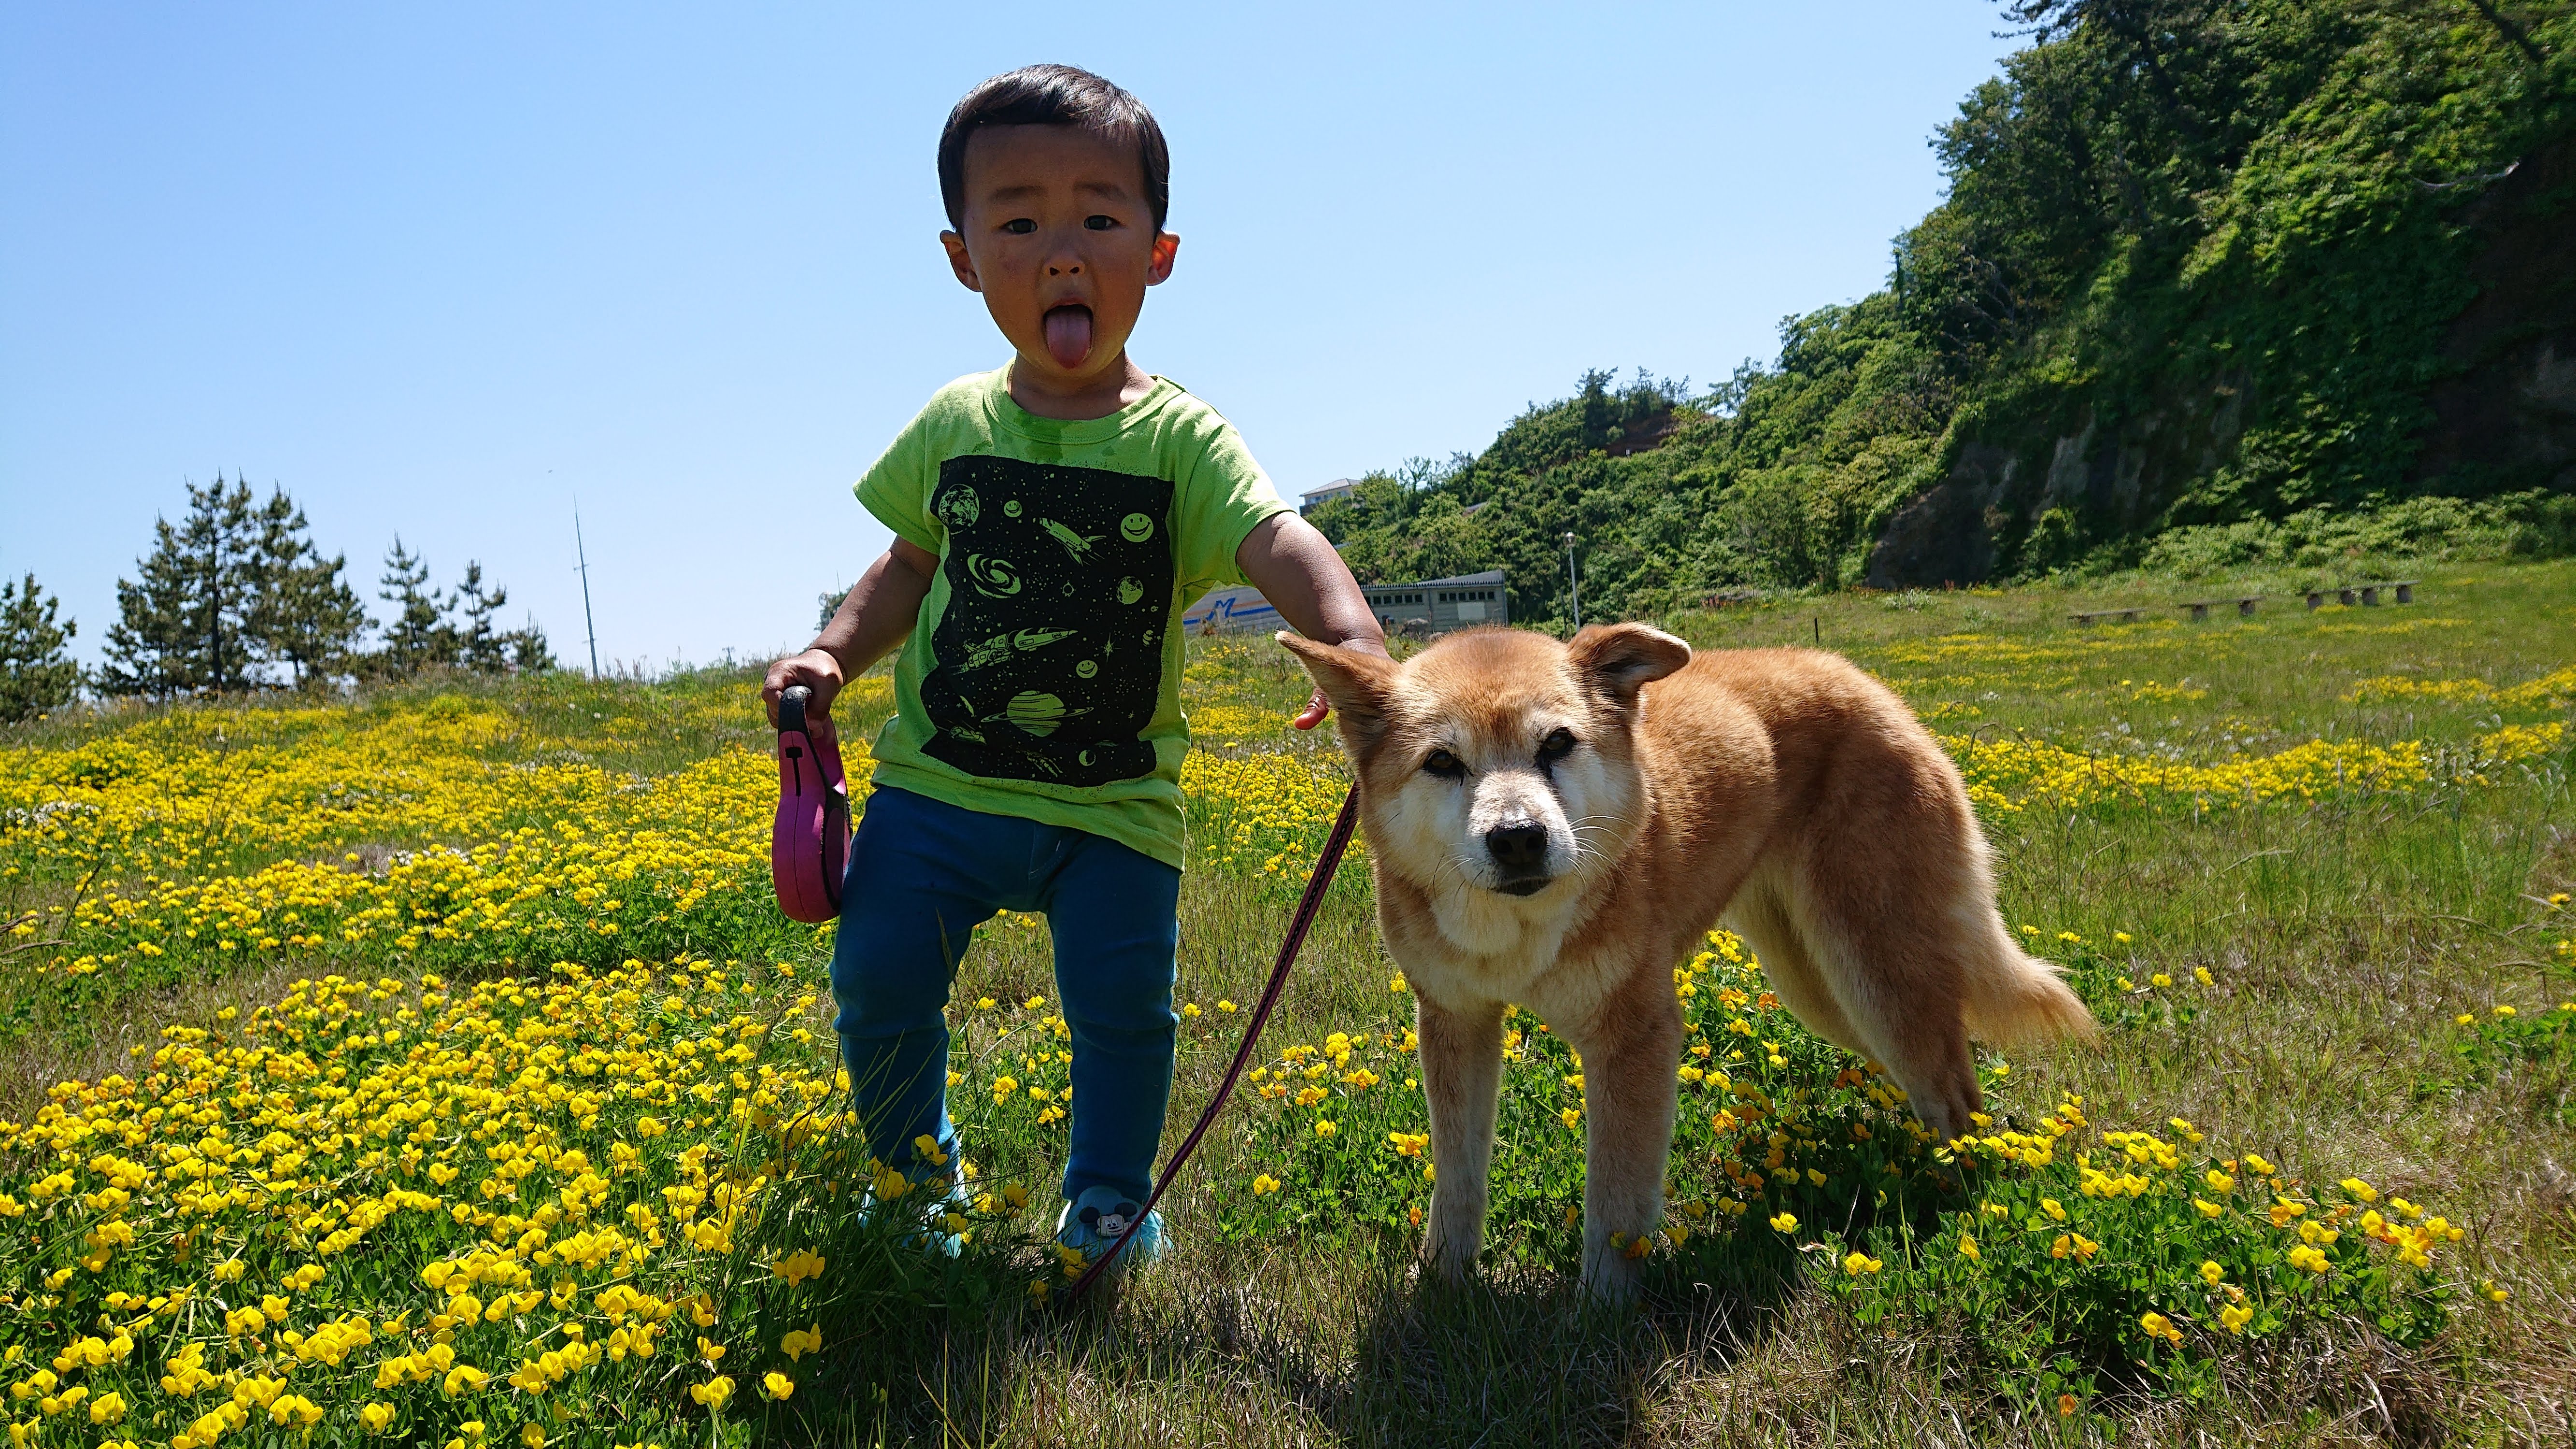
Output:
[574, 499, 601, 677]
[1563, 531, 1581, 630]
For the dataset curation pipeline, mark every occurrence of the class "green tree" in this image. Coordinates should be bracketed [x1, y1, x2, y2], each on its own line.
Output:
[373, 537, 454, 677]
[100, 475, 267, 696]
[0, 573, 82, 723]
[450, 563, 554, 673]
[250, 495, 367, 687]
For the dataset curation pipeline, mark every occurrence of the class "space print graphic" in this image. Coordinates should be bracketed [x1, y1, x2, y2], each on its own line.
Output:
[918, 455, 1176, 786]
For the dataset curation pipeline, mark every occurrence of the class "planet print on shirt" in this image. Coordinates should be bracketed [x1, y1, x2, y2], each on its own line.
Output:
[920, 455, 1175, 785]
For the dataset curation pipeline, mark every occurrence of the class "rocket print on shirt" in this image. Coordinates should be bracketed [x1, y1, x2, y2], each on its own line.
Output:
[918, 455, 1176, 787]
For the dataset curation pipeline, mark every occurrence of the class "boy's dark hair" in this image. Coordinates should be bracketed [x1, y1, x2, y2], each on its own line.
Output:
[938, 65, 1170, 233]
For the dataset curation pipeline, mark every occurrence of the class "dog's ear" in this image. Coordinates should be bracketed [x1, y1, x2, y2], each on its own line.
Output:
[1567, 623, 1691, 710]
[1275, 632, 1398, 747]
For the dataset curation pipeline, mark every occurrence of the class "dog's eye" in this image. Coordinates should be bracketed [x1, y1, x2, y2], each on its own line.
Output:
[1537, 728, 1578, 764]
[1423, 749, 1466, 779]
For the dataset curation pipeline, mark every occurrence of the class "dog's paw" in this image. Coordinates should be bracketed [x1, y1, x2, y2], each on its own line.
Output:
[1577, 1250, 1643, 1307]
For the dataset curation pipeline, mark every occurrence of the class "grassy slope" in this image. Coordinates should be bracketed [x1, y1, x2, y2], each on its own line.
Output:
[868, 560, 2576, 1447]
[4, 561, 2569, 1445]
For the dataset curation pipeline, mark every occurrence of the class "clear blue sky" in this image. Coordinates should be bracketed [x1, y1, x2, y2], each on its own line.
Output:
[2, 3, 2012, 673]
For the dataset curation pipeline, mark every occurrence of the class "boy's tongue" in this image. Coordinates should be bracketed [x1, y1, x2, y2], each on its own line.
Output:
[1042, 306, 1093, 369]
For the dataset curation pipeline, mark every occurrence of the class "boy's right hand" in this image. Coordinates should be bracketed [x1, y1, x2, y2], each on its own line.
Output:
[763, 649, 845, 750]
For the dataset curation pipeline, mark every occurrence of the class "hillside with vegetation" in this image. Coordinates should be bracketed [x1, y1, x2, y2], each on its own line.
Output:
[1312, 0, 2576, 626]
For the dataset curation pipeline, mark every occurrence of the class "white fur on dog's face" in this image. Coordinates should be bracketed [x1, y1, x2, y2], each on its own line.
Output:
[1374, 682, 1634, 901]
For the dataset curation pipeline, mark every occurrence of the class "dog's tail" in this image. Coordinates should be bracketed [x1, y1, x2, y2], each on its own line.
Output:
[1962, 917, 2100, 1046]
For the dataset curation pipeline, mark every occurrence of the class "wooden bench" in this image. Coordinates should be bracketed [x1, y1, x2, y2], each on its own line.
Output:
[2178, 596, 2262, 621]
[2070, 607, 2146, 626]
[2305, 580, 2418, 609]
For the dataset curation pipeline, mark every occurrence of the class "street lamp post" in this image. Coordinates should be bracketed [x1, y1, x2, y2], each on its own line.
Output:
[1563, 531, 1581, 630]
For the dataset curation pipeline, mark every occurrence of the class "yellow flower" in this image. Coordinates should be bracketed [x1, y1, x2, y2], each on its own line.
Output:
[1388, 972, 1408, 993]
[2194, 1197, 2224, 1218]
[1956, 1233, 1980, 1261]
[1842, 1250, 1882, 1277]
[1558, 1107, 1581, 1130]
[762, 1372, 794, 1401]
[2057, 1393, 2079, 1417]
[522, 1425, 546, 1449]
[2482, 1279, 2509, 1303]
[771, 1249, 826, 1288]
[2338, 1177, 2377, 1203]
[2140, 1311, 2181, 1345]
[2198, 1261, 2225, 1287]
[1769, 1212, 1798, 1233]
[2456, 1013, 2477, 1026]
[688, 1376, 734, 1413]
[1313, 1119, 1336, 1139]
[359, 1404, 397, 1434]
[1251, 1173, 1281, 1196]
[2220, 1302, 2254, 1335]
[2193, 966, 2213, 986]
[2040, 1197, 2067, 1222]
[780, 1325, 821, 1362]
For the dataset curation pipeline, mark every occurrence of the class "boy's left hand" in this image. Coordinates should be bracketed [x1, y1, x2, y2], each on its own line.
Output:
[1232, 514, 1390, 732]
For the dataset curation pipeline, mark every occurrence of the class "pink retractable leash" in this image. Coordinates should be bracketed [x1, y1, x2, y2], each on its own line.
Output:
[770, 685, 852, 923]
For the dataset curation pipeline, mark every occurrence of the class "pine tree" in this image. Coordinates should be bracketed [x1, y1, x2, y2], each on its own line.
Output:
[503, 614, 556, 674]
[249, 493, 367, 687]
[100, 475, 265, 696]
[0, 573, 82, 723]
[451, 563, 511, 672]
[373, 537, 454, 677]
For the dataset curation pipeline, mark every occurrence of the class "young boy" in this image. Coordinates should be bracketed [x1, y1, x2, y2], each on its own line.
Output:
[762, 64, 1386, 1271]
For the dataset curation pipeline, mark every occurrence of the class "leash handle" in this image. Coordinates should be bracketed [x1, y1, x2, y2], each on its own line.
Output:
[1067, 786, 1362, 1300]
[771, 684, 852, 923]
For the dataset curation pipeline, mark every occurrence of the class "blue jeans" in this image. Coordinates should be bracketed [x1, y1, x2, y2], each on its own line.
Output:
[830, 786, 1182, 1206]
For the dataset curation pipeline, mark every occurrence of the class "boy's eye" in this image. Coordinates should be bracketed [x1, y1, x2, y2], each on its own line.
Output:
[1423, 749, 1466, 779]
[1082, 214, 1116, 231]
[1001, 218, 1037, 235]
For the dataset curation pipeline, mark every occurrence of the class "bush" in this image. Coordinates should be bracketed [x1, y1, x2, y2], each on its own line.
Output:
[2138, 491, 2576, 579]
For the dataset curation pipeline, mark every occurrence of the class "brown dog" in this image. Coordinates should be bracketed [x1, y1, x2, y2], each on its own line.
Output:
[1280, 623, 2095, 1300]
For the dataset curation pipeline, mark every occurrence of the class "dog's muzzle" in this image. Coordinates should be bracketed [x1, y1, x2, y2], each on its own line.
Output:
[1484, 821, 1552, 895]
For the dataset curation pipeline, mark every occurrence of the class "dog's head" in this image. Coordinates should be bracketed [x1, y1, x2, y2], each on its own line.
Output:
[1280, 624, 1690, 903]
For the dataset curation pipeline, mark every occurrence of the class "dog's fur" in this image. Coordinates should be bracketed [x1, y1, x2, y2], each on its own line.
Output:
[1281, 623, 2095, 1300]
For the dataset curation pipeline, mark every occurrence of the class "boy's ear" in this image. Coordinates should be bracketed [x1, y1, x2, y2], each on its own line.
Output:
[1146, 232, 1179, 286]
[1566, 623, 1691, 710]
[940, 230, 982, 293]
[1275, 632, 1397, 748]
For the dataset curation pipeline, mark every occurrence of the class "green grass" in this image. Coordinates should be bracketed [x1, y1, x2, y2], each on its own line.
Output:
[3, 558, 2571, 1445]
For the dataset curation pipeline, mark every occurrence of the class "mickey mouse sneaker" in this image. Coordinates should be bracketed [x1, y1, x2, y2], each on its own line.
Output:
[1055, 1185, 1167, 1275]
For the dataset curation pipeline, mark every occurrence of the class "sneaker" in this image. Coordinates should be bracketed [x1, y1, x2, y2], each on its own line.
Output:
[1055, 1185, 1166, 1276]
[861, 1140, 972, 1259]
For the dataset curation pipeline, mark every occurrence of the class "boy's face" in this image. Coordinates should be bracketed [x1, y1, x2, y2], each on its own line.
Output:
[941, 125, 1178, 390]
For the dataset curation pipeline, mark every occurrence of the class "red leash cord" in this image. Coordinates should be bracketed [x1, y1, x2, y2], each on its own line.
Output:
[1066, 787, 1362, 1300]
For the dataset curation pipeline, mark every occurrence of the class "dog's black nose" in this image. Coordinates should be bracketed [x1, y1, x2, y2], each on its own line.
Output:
[1485, 821, 1550, 874]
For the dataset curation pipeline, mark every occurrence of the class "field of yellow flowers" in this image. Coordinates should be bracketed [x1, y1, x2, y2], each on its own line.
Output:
[3, 558, 2571, 1446]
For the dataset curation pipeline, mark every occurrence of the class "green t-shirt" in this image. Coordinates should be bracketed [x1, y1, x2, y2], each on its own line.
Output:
[854, 366, 1293, 869]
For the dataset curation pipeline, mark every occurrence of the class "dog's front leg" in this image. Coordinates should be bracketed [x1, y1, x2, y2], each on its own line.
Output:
[1573, 975, 1685, 1304]
[1415, 992, 1505, 1284]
